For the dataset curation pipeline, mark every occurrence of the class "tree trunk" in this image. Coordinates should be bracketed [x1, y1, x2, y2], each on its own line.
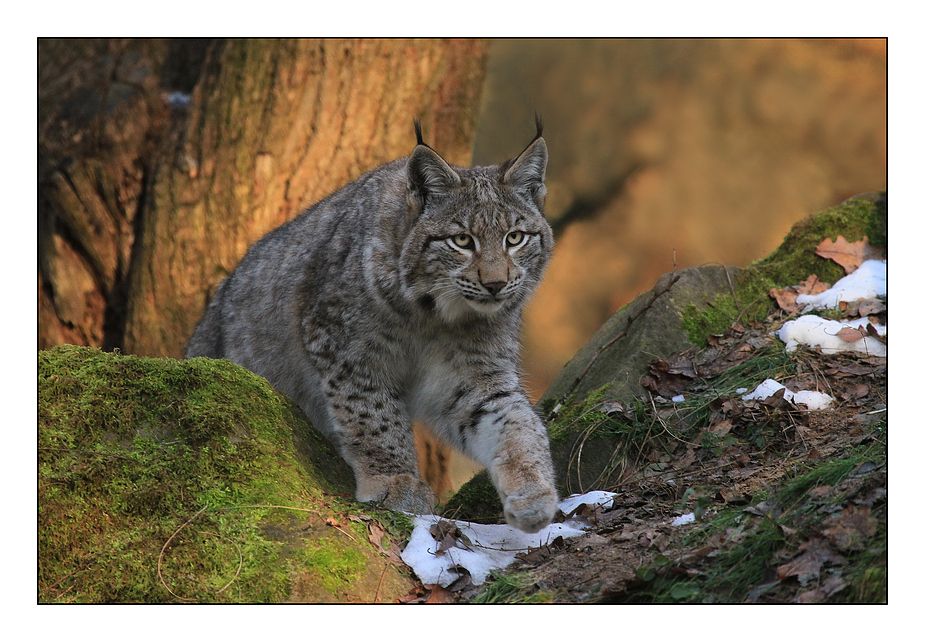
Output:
[39, 38, 489, 358]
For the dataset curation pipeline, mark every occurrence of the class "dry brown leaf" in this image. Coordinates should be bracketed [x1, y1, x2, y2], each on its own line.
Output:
[710, 420, 733, 437]
[367, 521, 387, 550]
[797, 274, 830, 295]
[835, 326, 867, 343]
[822, 505, 878, 551]
[430, 520, 473, 555]
[769, 287, 801, 314]
[777, 538, 847, 583]
[807, 485, 832, 498]
[795, 576, 848, 603]
[840, 383, 870, 401]
[815, 235, 884, 274]
[770, 276, 830, 313]
[841, 298, 886, 317]
[423, 583, 456, 604]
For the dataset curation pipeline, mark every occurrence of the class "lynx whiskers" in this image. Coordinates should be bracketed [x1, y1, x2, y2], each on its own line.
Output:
[186, 117, 558, 532]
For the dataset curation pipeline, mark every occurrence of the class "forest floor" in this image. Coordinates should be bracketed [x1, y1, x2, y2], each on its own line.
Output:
[397, 314, 887, 604]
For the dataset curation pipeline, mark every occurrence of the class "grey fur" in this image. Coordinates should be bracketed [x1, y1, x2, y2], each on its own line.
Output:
[186, 125, 558, 533]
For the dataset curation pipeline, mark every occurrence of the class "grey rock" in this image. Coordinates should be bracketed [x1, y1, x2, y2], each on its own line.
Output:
[541, 265, 741, 407]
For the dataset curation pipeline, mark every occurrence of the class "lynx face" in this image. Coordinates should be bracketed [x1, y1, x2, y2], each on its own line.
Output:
[401, 138, 552, 324]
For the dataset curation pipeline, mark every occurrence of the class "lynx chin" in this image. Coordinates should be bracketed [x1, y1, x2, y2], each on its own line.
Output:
[186, 118, 558, 533]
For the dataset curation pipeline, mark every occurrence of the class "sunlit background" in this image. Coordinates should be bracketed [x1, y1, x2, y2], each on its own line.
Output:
[471, 39, 885, 399]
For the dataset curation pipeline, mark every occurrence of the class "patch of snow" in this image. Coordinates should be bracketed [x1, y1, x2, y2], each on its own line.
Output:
[742, 378, 834, 410]
[777, 315, 886, 357]
[671, 513, 696, 526]
[558, 489, 615, 515]
[671, 394, 686, 403]
[796, 259, 886, 311]
[735, 387, 749, 394]
[400, 491, 615, 587]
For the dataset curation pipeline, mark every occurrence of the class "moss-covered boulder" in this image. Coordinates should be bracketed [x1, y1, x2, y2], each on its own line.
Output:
[447, 191, 887, 521]
[38, 345, 416, 603]
[542, 191, 886, 410]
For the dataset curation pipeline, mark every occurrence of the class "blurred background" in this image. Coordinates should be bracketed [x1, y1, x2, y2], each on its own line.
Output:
[471, 39, 886, 398]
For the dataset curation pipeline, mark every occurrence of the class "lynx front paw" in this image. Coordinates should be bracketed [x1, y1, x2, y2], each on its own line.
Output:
[356, 473, 436, 515]
[502, 486, 558, 534]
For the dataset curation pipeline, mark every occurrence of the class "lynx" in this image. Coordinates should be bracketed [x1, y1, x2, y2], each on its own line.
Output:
[186, 119, 558, 533]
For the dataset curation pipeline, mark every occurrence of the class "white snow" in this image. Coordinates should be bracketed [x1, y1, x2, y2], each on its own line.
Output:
[777, 315, 886, 357]
[671, 513, 696, 526]
[671, 394, 686, 403]
[400, 491, 614, 587]
[557, 489, 616, 515]
[742, 378, 834, 410]
[796, 259, 886, 311]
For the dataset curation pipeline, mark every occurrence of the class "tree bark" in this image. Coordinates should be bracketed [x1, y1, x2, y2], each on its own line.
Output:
[39, 38, 488, 358]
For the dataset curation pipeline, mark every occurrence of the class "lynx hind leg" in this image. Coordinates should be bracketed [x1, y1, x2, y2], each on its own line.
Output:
[322, 385, 436, 515]
[356, 473, 436, 515]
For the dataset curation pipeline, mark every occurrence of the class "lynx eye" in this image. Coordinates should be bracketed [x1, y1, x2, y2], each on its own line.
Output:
[449, 233, 474, 250]
[506, 231, 525, 247]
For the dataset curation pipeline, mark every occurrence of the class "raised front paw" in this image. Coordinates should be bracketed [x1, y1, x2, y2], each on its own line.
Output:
[502, 484, 558, 534]
[356, 473, 436, 515]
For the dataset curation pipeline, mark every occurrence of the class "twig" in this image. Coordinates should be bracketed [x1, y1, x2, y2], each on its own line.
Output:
[723, 265, 741, 315]
[559, 271, 682, 404]
[217, 503, 324, 515]
[219, 503, 359, 542]
[39, 563, 87, 598]
[199, 531, 244, 594]
[375, 561, 390, 604]
[157, 505, 208, 602]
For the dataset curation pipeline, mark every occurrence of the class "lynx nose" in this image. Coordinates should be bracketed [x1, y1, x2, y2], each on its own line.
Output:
[482, 281, 506, 296]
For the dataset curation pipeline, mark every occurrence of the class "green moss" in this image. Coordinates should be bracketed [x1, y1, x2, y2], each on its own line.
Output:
[683, 191, 886, 346]
[472, 571, 554, 603]
[37, 345, 377, 603]
[299, 537, 368, 594]
[629, 428, 886, 604]
[442, 470, 503, 523]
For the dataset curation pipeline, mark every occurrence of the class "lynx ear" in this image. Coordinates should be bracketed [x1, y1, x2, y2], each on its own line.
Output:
[503, 121, 548, 210]
[407, 122, 461, 205]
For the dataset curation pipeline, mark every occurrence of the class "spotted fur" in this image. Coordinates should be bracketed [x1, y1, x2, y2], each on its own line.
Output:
[186, 122, 557, 532]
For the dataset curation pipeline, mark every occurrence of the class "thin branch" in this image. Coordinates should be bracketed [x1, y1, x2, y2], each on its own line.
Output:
[558, 270, 682, 405]
[157, 505, 208, 602]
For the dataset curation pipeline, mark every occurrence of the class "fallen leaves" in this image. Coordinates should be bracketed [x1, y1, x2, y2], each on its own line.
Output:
[814, 235, 883, 274]
[822, 505, 879, 552]
[768, 236, 886, 322]
[770, 275, 830, 314]
[397, 583, 457, 604]
[777, 537, 847, 584]
[429, 520, 473, 555]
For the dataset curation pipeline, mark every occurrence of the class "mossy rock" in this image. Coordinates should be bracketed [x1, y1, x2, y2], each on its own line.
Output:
[38, 345, 415, 603]
[448, 191, 887, 519]
[682, 190, 886, 347]
[543, 190, 886, 409]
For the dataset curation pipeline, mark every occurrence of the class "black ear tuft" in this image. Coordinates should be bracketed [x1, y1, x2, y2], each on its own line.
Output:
[503, 118, 548, 210]
[534, 112, 544, 141]
[413, 119, 426, 147]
